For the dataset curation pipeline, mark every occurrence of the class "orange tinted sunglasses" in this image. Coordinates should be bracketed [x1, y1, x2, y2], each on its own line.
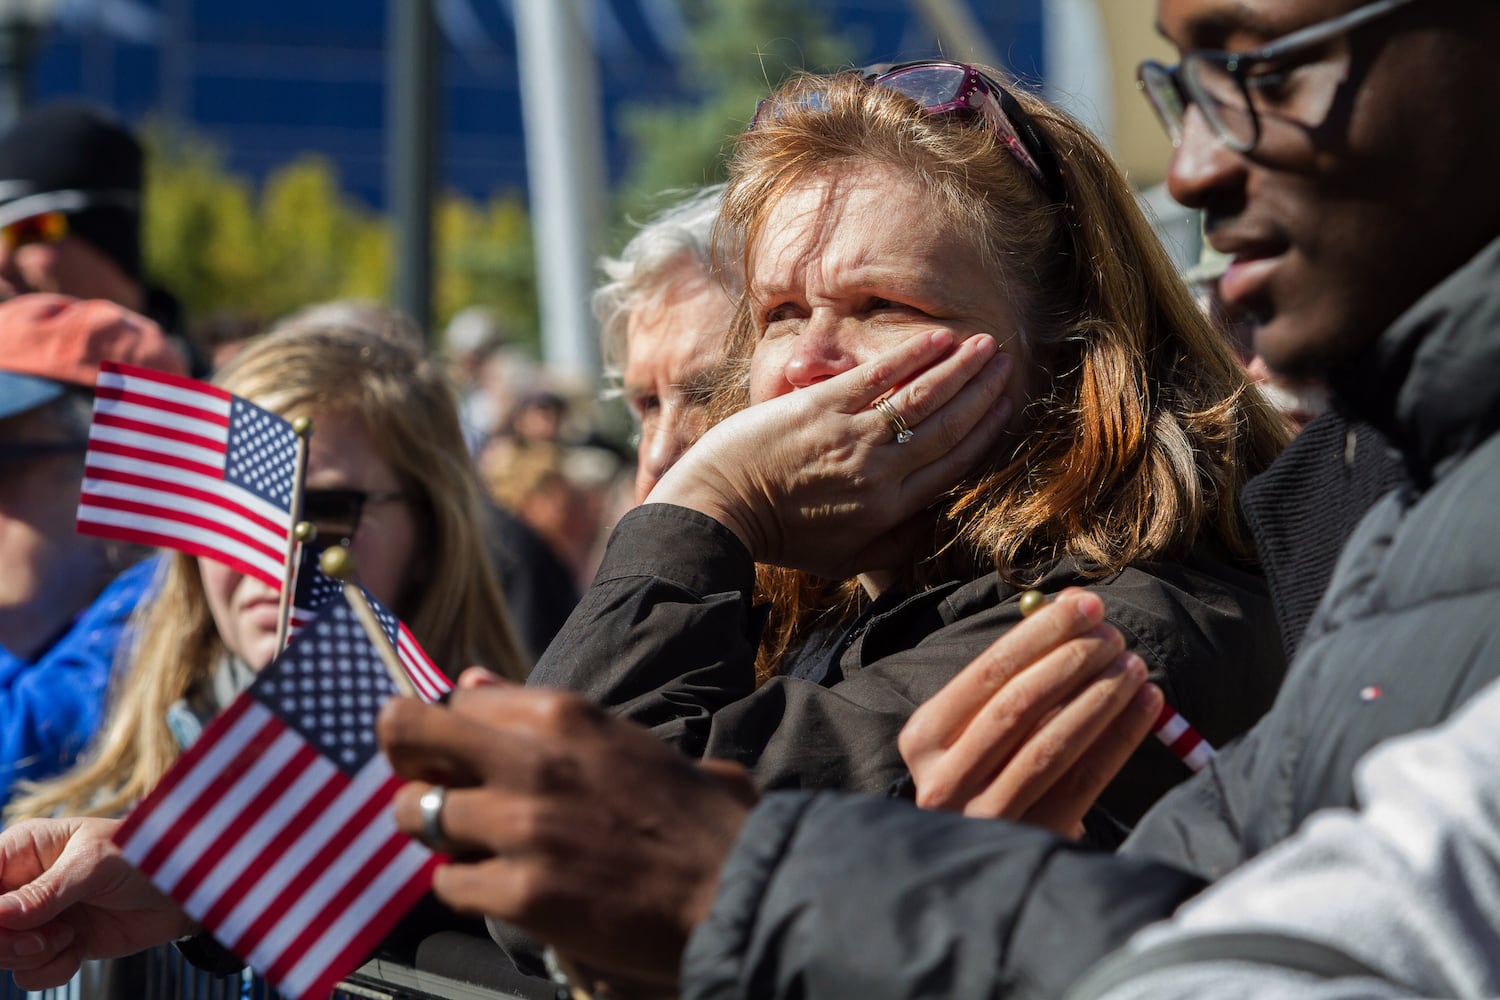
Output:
[1, 211, 69, 249]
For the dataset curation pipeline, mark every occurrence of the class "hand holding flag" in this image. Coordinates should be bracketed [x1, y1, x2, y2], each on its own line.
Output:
[112, 592, 443, 1000]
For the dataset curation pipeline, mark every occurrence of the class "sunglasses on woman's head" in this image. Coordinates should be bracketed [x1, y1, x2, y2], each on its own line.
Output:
[752, 60, 1067, 203]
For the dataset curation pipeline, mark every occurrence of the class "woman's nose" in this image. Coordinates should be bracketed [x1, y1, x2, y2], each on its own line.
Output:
[783, 322, 858, 389]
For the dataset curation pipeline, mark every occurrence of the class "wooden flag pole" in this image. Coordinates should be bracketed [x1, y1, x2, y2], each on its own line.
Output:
[318, 545, 419, 698]
[274, 522, 317, 653]
[273, 416, 314, 652]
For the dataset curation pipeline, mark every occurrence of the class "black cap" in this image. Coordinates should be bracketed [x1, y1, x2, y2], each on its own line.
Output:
[0, 102, 143, 280]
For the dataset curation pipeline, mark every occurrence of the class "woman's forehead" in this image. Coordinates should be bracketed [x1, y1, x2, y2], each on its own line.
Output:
[748, 166, 971, 289]
[752, 166, 925, 258]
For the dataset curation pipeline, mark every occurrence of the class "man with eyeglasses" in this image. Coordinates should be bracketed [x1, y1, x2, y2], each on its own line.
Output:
[0, 294, 186, 812]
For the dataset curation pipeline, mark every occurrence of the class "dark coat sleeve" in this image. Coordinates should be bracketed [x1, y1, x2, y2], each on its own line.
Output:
[681, 793, 1207, 1000]
[528, 504, 764, 743]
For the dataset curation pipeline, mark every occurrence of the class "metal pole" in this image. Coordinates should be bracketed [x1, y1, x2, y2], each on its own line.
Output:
[387, 0, 438, 343]
[514, 0, 606, 386]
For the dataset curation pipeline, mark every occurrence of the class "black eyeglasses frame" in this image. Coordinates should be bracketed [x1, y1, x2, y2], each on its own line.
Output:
[1136, 0, 1416, 154]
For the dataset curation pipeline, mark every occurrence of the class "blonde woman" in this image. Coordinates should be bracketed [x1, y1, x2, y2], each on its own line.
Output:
[8, 315, 527, 823]
[530, 62, 1290, 832]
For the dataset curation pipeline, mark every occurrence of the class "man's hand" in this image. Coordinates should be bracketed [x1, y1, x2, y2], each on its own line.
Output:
[0, 817, 195, 989]
[379, 684, 756, 992]
[898, 589, 1163, 837]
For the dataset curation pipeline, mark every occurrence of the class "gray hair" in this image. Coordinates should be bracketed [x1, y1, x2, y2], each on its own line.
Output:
[594, 184, 730, 381]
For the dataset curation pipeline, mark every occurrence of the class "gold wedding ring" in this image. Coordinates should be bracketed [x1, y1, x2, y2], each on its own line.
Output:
[873, 395, 914, 444]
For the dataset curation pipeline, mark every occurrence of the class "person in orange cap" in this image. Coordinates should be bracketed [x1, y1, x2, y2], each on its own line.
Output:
[0, 292, 185, 809]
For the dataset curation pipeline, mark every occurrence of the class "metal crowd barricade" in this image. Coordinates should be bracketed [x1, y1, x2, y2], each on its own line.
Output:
[3, 949, 555, 1000]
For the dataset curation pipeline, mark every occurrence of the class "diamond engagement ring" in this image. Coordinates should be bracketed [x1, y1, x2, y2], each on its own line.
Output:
[872, 395, 914, 444]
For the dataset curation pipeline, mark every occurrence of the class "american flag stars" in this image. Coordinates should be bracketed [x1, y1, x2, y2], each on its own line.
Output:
[226, 397, 298, 510]
[257, 602, 387, 772]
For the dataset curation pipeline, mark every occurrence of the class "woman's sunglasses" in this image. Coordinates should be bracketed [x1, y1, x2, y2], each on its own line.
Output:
[298, 488, 406, 547]
[752, 60, 1067, 203]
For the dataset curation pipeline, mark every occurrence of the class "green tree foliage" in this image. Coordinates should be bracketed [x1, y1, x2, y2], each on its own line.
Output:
[613, 0, 860, 223]
[141, 124, 539, 352]
[436, 190, 538, 350]
[141, 127, 262, 318]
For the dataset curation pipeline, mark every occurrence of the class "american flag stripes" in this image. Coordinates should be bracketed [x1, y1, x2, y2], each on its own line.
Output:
[77, 361, 298, 589]
[369, 599, 450, 704]
[1153, 702, 1216, 772]
[287, 547, 451, 704]
[113, 596, 439, 1000]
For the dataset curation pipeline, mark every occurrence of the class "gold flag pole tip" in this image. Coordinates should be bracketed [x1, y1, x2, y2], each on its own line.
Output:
[319, 545, 352, 581]
[1018, 590, 1048, 617]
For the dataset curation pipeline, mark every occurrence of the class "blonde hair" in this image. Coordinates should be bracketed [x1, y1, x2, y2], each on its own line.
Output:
[9, 319, 527, 821]
[719, 69, 1290, 675]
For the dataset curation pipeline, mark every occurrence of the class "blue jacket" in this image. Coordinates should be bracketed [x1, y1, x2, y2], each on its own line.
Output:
[0, 557, 160, 809]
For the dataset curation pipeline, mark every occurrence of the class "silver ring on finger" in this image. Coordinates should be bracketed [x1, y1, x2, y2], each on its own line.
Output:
[418, 785, 455, 855]
[872, 395, 915, 445]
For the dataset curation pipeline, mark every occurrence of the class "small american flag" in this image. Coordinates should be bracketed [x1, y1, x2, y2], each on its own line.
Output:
[369, 599, 450, 704]
[1153, 702, 1215, 772]
[286, 546, 344, 636]
[77, 361, 298, 589]
[287, 547, 451, 704]
[113, 594, 439, 1000]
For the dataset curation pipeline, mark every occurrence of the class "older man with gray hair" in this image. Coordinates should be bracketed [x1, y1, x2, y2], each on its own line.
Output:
[594, 184, 737, 503]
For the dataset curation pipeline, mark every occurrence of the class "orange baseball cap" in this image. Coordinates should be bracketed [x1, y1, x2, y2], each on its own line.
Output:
[0, 292, 186, 419]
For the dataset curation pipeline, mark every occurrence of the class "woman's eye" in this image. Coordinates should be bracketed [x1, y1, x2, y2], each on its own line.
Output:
[760, 303, 800, 334]
[868, 297, 923, 316]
